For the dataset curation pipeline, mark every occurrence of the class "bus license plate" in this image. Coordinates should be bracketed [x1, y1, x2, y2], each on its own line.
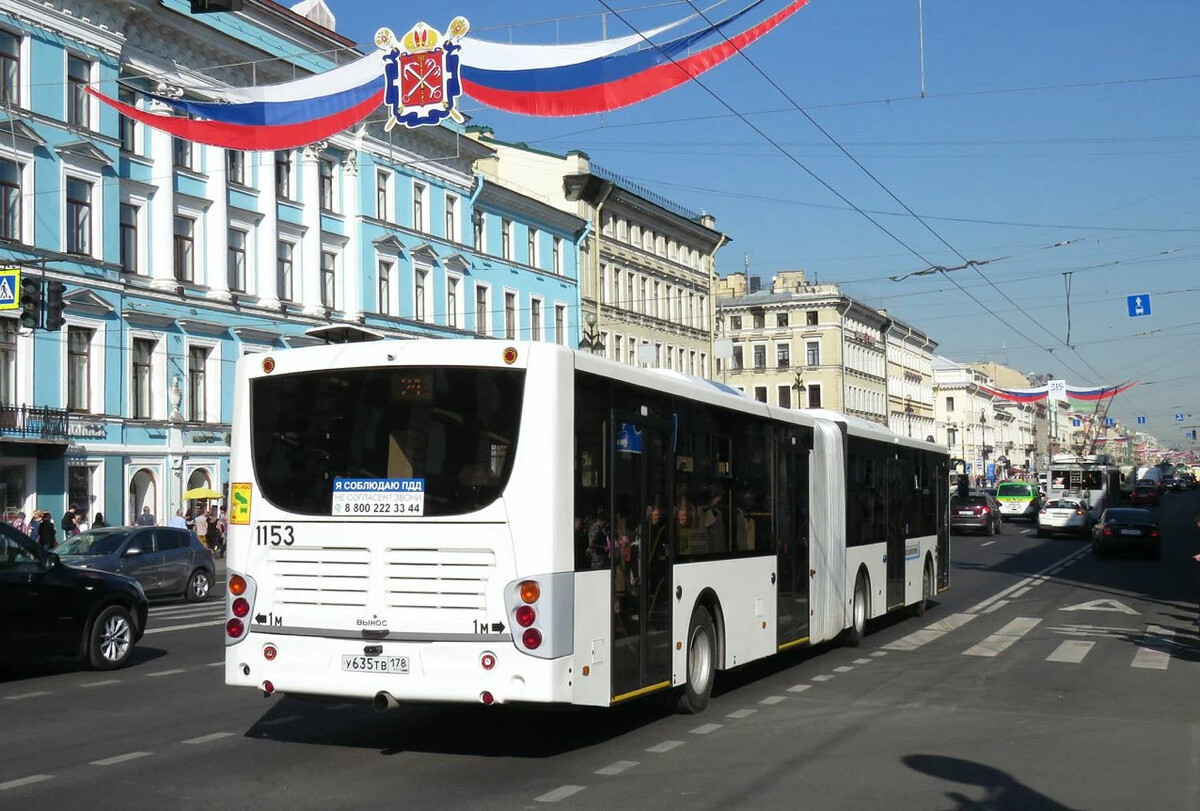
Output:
[341, 655, 409, 674]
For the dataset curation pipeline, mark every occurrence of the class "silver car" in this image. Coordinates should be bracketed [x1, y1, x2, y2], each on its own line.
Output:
[56, 526, 214, 602]
[1037, 499, 1090, 538]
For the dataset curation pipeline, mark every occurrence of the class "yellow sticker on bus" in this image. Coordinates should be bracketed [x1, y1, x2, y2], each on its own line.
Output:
[230, 482, 252, 525]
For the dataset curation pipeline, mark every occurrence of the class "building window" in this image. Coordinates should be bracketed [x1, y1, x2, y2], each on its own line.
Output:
[732, 345, 743, 371]
[0, 319, 16, 403]
[730, 315, 742, 330]
[474, 285, 488, 335]
[778, 385, 792, 409]
[276, 241, 294, 301]
[320, 251, 336, 309]
[173, 216, 194, 282]
[172, 137, 192, 171]
[501, 218, 512, 259]
[530, 299, 541, 341]
[376, 170, 390, 221]
[946, 396, 955, 412]
[188, 346, 209, 422]
[66, 54, 90, 128]
[445, 194, 457, 241]
[552, 237, 562, 274]
[412, 182, 425, 231]
[504, 291, 516, 339]
[67, 326, 92, 413]
[754, 386, 767, 403]
[753, 345, 766, 369]
[807, 384, 822, 409]
[0, 30, 19, 107]
[377, 260, 391, 315]
[319, 158, 334, 212]
[947, 427, 958, 447]
[446, 276, 458, 328]
[66, 178, 92, 256]
[0, 158, 22, 242]
[275, 151, 291, 198]
[777, 312, 789, 327]
[554, 304, 565, 345]
[473, 211, 484, 249]
[806, 341, 820, 367]
[226, 150, 245, 185]
[612, 273, 621, 307]
[131, 337, 153, 419]
[527, 227, 538, 267]
[414, 268, 428, 322]
[118, 87, 137, 152]
[777, 344, 790, 368]
[752, 311, 765, 329]
[806, 310, 818, 326]
[227, 229, 247, 292]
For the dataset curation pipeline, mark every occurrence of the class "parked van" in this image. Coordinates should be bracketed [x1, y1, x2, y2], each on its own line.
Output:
[995, 481, 1042, 521]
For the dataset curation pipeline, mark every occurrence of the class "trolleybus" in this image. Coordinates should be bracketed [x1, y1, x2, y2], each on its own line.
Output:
[224, 340, 949, 713]
[1047, 453, 1121, 521]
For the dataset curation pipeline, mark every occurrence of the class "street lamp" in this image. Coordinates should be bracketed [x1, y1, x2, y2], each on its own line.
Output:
[577, 311, 604, 355]
[792, 372, 806, 407]
[904, 397, 914, 438]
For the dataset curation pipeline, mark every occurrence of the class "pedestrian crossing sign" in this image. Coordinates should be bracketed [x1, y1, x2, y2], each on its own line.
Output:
[0, 268, 18, 310]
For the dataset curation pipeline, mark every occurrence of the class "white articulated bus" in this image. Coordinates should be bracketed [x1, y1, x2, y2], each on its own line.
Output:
[224, 340, 949, 713]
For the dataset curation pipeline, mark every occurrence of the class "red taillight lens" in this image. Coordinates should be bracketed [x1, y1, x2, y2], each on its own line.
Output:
[980, 507, 990, 514]
[522, 628, 543, 649]
[1103, 526, 1114, 536]
[1150, 529, 1160, 538]
[515, 605, 536, 628]
[226, 618, 245, 638]
[229, 575, 246, 596]
[263, 645, 277, 661]
[480, 652, 496, 671]
[232, 597, 250, 618]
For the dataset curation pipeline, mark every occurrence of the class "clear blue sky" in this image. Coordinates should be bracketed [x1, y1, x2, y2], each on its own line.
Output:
[323, 0, 1200, 447]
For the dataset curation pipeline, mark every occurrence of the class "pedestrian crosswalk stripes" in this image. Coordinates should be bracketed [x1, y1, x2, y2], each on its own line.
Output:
[1131, 625, 1174, 670]
[881, 612, 977, 651]
[962, 617, 1041, 657]
[1046, 640, 1094, 663]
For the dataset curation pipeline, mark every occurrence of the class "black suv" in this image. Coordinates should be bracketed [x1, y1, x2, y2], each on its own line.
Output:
[0, 522, 149, 670]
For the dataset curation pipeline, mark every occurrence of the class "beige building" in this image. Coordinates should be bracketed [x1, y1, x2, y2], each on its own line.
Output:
[469, 130, 727, 373]
[714, 271, 890, 424]
[884, 315, 937, 440]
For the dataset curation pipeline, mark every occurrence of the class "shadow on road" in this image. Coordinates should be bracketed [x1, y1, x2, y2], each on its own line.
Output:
[903, 754, 1077, 810]
[0, 644, 169, 683]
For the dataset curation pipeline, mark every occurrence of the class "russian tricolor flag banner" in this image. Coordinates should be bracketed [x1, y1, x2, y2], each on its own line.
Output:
[87, 1, 811, 150]
[977, 381, 1137, 404]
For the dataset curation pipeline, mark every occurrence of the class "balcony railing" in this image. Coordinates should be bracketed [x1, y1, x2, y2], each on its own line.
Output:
[0, 404, 70, 442]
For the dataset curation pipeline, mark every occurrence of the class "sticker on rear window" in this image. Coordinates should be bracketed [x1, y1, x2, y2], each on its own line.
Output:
[332, 478, 424, 516]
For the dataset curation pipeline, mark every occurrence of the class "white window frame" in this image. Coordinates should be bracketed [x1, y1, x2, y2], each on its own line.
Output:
[474, 282, 490, 336]
[0, 144, 34, 245]
[444, 193, 459, 242]
[128, 330, 167, 420]
[529, 296, 543, 341]
[503, 288, 517, 339]
[445, 273, 462, 328]
[554, 303, 566, 346]
[412, 180, 428, 232]
[527, 226, 539, 268]
[376, 256, 394, 316]
[64, 51, 97, 130]
[413, 263, 432, 323]
[376, 169, 391, 222]
[61, 316, 106, 415]
[552, 236, 563, 275]
[185, 338, 221, 423]
[62, 162, 102, 259]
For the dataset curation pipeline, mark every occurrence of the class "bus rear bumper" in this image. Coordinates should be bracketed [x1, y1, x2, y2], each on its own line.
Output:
[225, 631, 574, 706]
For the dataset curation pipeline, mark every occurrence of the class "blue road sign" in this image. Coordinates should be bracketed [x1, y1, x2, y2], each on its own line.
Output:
[1127, 294, 1151, 317]
[1137, 415, 1146, 424]
[1072, 418, 1081, 427]
[1176, 413, 1185, 422]
[1104, 417, 1115, 427]
[0, 268, 17, 310]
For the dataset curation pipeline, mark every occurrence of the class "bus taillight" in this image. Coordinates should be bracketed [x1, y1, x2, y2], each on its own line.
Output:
[229, 575, 247, 596]
[226, 618, 245, 638]
[518, 580, 540, 603]
[515, 605, 536, 628]
[522, 628, 543, 649]
[232, 597, 250, 618]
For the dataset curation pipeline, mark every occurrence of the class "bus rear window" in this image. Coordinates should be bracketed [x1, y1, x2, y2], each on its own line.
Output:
[250, 366, 524, 517]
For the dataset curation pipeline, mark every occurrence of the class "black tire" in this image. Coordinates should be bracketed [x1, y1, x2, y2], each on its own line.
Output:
[845, 573, 868, 647]
[677, 604, 717, 714]
[185, 569, 212, 603]
[913, 560, 933, 617]
[985, 520, 995, 537]
[88, 604, 137, 670]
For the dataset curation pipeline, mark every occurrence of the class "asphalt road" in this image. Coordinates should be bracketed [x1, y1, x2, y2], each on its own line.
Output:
[2, 493, 1198, 810]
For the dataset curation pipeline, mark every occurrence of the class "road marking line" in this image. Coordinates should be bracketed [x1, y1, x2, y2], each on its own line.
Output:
[833, 666, 854, 673]
[727, 709, 757, 718]
[4, 691, 50, 700]
[144, 620, 224, 635]
[690, 723, 722, 735]
[1131, 625, 1174, 670]
[207, 661, 225, 667]
[983, 600, 1009, 615]
[1046, 640, 1094, 663]
[759, 695, 786, 705]
[91, 752, 152, 766]
[1010, 586, 1032, 599]
[967, 546, 1089, 614]
[148, 669, 186, 677]
[981, 541, 996, 547]
[646, 740, 684, 753]
[595, 761, 638, 776]
[870, 651, 888, 657]
[182, 732, 235, 745]
[883, 612, 978, 651]
[811, 674, 834, 682]
[535, 785, 585, 803]
[786, 684, 811, 693]
[0, 775, 53, 791]
[80, 680, 120, 688]
[852, 658, 872, 665]
[260, 715, 303, 727]
[963, 617, 1042, 657]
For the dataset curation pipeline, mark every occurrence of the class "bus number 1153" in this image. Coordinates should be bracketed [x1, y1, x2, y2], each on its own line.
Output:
[256, 524, 295, 546]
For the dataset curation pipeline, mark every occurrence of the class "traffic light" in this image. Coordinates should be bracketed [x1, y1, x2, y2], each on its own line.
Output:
[45, 280, 66, 331]
[19, 278, 41, 329]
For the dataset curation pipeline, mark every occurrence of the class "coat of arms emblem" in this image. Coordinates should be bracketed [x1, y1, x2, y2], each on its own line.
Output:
[376, 17, 469, 130]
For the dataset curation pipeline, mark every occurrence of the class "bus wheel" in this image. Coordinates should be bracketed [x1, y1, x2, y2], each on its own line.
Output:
[845, 574, 868, 647]
[677, 604, 716, 714]
[913, 560, 933, 617]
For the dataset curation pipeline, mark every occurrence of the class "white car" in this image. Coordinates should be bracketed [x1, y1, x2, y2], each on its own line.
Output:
[1037, 499, 1090, 538]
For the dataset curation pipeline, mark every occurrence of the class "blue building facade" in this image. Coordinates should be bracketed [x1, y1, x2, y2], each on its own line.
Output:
[0, 0, 583, 529]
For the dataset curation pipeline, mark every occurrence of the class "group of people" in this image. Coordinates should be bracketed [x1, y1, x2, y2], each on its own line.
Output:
[7, 505, 105, 550]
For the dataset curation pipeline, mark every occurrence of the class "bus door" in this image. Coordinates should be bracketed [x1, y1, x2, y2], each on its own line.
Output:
[610, 412, 673, 700]
[775, 427, 812, 647]
[886, 456, 906, 610]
